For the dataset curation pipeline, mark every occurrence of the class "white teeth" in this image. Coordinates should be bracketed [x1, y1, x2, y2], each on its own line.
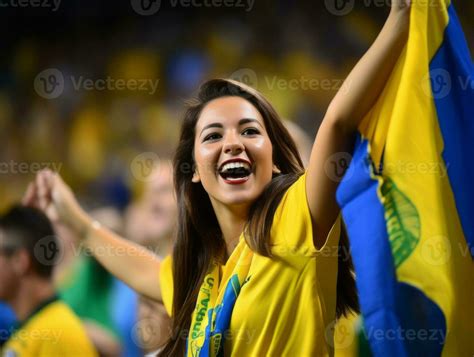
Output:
[220, 162, 251, 172]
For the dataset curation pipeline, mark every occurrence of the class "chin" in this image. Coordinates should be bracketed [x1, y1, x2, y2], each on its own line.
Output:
[220, 191, 260, 207]
[205, 179, 266, 209]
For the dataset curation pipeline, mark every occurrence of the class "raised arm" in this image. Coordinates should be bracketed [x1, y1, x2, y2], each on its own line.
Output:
[23, 170, 164, 302]
[306, 1, 411, 248]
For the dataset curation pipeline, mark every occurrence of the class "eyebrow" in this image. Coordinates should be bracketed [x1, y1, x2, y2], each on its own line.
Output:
[200, 118, 263, 137]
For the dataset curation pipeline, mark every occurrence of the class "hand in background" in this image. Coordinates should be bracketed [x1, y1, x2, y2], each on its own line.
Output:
[22, 169, 90, 237]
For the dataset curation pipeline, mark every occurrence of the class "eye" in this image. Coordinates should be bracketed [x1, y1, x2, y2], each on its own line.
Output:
[203, 133, 221, 142]
[242, 127, 260, 136]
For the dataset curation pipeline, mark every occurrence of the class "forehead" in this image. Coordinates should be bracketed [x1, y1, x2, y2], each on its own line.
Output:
[196, 96, 264, 129]
[146, 163, 174, 192]
[149, 162, 173, 182]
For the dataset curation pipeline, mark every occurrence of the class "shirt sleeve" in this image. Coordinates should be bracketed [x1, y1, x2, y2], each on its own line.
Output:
[270, 172, 341, 256]
[159, 255, 174, 317]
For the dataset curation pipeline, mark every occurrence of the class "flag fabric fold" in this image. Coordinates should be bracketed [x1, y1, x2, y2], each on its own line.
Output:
[336, 0, 474, 355]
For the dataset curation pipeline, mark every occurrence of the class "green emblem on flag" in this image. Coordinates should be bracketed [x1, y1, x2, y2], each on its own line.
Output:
[381, 178, 420, 267]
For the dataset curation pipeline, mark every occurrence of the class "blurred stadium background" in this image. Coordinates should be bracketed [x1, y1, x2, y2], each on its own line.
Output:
[0, 0, 472, 210]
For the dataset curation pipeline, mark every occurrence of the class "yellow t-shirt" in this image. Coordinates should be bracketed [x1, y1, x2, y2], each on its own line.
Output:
[1, 297, 97, 357]
[160, 173, 341, 356]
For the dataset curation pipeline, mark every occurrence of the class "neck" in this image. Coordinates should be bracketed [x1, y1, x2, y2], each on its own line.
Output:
[211, 201, 249, 259]
[10, 277, 56, 321]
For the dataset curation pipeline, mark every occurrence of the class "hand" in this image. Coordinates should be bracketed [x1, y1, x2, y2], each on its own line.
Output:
[23, 169, 90, 236]
[389, 0, 411, 36]
[391, 0, 411, 13]
[390, 0, 411, 20]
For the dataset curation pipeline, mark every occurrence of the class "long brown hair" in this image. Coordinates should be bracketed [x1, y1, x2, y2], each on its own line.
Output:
[159, 79, 358, 356]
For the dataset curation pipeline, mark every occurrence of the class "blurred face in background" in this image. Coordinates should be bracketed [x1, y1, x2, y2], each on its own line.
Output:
[125, 161, 177, 250]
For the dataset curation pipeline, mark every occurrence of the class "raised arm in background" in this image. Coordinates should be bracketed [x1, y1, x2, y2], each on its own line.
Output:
[23, 169, 164, 301]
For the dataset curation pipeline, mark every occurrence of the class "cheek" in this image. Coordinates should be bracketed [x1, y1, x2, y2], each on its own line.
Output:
[164, 196, 178, 214]
[0, 267, 14, 287]
[253, 138, 274, 166]
[194, 144, 219, 178]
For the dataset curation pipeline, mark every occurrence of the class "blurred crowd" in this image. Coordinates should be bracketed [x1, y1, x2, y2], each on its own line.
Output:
[0, 0, 472, 355]
[1, 0, 471, 212]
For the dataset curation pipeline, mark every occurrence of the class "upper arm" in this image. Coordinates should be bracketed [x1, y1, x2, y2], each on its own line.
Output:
[305, 115, 355, 249]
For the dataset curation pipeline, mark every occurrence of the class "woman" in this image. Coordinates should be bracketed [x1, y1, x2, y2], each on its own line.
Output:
[24, 2, 411, 355]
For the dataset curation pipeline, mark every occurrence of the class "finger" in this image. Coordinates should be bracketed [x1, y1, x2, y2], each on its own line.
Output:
[36, 171, 50, 211]
[44, 171, 55, 204]
[52, 170, 65, 187]
[44, 170, 54, 191]
[48, 171, 62, 202]
[48, 171, 61, 204]
[22, 182, 38, 207]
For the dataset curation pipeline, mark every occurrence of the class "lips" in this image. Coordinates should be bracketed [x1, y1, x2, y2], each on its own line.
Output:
[217, 158, 253, 183]
[220, 175, 250, 185]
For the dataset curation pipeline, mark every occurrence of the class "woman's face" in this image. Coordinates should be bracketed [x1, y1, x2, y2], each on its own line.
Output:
[192, 96, 277, 209]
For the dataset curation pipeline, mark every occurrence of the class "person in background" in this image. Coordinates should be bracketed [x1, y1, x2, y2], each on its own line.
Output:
[124, 160, 176, 258]
[0, 303, 16, 346]
[123, 160, 176, 354]
[59, 207, 125, 357]
[0, 205, 97, 356]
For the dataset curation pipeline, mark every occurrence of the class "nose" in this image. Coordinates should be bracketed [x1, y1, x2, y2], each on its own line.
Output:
[223, 132, 244, 155]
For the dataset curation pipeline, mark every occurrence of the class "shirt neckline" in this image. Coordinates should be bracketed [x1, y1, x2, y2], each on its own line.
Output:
[12, 294, 60, 333]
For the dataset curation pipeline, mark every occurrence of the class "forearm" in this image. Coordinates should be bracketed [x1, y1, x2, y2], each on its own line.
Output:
[76, 212, 163, 301]
[328, 10, 409, 131]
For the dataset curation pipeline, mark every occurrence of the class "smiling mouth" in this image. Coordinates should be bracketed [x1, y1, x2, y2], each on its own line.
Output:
[218, 162, 252, 181]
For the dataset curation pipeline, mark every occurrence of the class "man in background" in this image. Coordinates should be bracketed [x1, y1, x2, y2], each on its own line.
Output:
[0, 205, 97, 356]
